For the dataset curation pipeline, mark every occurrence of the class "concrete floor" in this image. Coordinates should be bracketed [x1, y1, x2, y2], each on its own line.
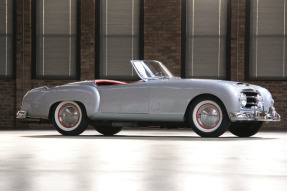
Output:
[0, 129, 287, 191]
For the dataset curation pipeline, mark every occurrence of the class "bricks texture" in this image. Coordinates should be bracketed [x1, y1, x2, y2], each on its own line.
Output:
[144, 0, 182, 77]
[0, 80, 15, 129]
[80, 0, 95, 81]
[0, 0, 286, 129]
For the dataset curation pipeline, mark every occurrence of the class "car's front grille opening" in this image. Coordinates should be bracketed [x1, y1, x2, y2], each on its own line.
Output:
[243, 91, 259, 108]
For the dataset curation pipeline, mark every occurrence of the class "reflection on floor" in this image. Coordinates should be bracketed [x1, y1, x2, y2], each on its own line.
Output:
[0, 129, 287, 191]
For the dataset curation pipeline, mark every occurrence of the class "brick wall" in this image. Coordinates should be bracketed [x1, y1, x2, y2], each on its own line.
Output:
[81, 0, 95, 81]
[144, 0, 182, 77]
[0, 80, 15, 129]
[0, 0, 286, 129]
[230, 0, 246, 82]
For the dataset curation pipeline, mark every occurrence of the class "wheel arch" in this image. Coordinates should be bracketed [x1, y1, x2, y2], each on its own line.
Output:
[48, 101, 88, 120]
[30, 85, 100, 119]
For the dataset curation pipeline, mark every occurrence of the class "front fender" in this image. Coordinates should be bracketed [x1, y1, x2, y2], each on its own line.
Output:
[253, 86, 273, 110]
[185, 84, 241, 116]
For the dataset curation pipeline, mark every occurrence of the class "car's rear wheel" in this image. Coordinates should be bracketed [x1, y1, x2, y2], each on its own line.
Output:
[53, 101, 89, 136]
[94, 126, 123, 136]
[187, 96, 230, 137]
[229, 121, 264, 137]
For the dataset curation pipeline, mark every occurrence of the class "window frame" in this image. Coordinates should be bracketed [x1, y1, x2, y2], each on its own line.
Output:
[95, 0, 144, 81]
[0, 0, 16, 79]
[245, 0, 287, 81]
[181, 0, 231, 80]
[31, 0, 81, 80]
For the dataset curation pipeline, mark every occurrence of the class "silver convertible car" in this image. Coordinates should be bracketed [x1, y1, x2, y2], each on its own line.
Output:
[17, 60, 280, 137]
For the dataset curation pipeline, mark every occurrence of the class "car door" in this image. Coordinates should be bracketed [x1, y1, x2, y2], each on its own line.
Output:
[99, 82, 149, 114]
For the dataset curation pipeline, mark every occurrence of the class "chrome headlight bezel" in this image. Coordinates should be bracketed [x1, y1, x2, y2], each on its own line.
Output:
[239, 93, 247, 107]
[256, 94, 263, 103]
[256, 94, 264, 108]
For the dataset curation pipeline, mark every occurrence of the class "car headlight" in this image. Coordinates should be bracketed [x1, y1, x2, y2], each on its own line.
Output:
[239, 93, 247, 107]
[256, 94, 263, 108]
[256, 94, 263, 103]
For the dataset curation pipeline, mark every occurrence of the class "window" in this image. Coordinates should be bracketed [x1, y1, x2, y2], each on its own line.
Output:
[247, 0, 287, 80]
[32, 0, 80, 79]
[98, 0, 142, 80]
[182, 0, 230, 79]
[0, 0, 14, 78]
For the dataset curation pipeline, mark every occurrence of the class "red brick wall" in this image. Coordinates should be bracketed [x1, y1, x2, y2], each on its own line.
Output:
[230, 0, 246, 82]
[0, 80, 15, 129]
[81, 0, 95, 81]
[0, 0, 286, 129]
[144, 0, 182, 77]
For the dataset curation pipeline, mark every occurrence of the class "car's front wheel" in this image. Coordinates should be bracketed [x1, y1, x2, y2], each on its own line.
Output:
[53, 101, 89, 136]
[187, 96, 230, 137]
[229, 121, 264, 137]
[94, 126, 123, 136]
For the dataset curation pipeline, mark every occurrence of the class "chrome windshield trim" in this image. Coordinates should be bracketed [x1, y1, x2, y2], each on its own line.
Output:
[131, 60, 174, 81]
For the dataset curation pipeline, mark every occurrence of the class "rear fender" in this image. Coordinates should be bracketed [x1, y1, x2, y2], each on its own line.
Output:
[21, 85, 100, 119]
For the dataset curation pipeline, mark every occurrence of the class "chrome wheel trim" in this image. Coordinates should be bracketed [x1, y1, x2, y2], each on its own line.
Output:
[59, 104, 80, 127]
[192, 100, 223, 133]
[54, 101, 82, 131]
[197, 105, 220, 128]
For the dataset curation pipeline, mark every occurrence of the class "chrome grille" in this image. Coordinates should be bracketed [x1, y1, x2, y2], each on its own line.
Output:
[242, 91, 259, 108]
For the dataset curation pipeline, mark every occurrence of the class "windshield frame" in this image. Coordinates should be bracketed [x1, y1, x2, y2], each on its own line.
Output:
[130, 60, 174, 81]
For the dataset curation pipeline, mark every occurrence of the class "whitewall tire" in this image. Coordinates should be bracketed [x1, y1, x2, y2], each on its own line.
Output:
[53, 101, 88, 136]
[188, 96, 230, 137]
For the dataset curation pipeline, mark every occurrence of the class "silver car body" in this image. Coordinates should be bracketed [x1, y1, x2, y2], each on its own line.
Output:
[17, 60, 280, 123]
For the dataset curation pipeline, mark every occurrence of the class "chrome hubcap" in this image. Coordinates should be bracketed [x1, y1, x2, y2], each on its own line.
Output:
[58, 104, 80, 128]
[197, 104, 220, 129]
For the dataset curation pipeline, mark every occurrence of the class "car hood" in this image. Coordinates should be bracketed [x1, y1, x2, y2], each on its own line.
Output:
[168, 78, 261, 91]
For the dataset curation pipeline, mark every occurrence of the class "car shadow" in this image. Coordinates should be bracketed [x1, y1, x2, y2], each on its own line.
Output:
[22, 134, 276, 142]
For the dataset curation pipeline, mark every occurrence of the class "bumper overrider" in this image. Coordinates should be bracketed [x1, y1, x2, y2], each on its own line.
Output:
[230, 106, 281, 122]
[16, 110, 27, 119]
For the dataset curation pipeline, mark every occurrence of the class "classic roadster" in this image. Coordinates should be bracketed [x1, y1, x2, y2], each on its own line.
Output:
[17, 60, 280, 137]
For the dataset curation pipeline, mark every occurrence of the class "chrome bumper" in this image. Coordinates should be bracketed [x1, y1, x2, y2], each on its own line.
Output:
[230, 107, 281, 122]
[16, 110, 27, 119]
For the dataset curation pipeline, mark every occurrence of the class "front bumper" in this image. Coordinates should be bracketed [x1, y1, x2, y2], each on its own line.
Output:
[230, 107, 281, 122]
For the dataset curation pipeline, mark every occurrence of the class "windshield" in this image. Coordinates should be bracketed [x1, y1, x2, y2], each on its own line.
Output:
[131, 60, 174, 80]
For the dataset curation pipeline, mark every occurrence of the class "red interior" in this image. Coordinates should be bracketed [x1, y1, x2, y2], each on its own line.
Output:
[94, 80, 127, 86]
